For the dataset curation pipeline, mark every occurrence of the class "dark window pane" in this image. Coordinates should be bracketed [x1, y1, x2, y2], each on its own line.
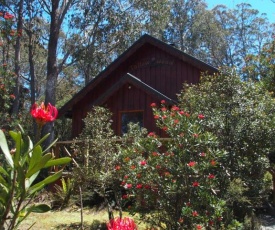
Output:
[121, 111, 143, 134]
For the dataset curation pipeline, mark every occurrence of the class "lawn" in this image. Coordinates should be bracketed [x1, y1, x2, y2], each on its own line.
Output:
[17, 207, 148, 230]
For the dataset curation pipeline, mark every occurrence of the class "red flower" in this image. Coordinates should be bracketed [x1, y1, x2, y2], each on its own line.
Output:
[210, 160, 217, 166]
[150, 102, 156, 107]
[148, 132, 156, 137]
[161, 107, 167, 111]
[107, 217, 137, 230]
[162, 126, 168, 131]
[154, 115, 160, 119]
[144, 184, 151, 189]
[208, 174, 215, 179]
[126, 184, 132, 189]
[136, 184, 143, 189]
[115, 165, 121, 171]
[197, 225, 202, 229]
[193, 133, 199, 138]
[4, 12, 14, 20]
[10, 94, 15, 99]
[209, 220, 214, 226]
[198, 114, 205, 119]
[161, 100, 166, 104]
[30, 102, 58, 126]
[171, 105, 180, 111]
[140, 160, 147, 166]
[152, 152, 159, 156]
[174, 119, 179, 124]
[192, 181, 200, 187]
[192, 211, 199, 217]
[187, 161, 196, 167]
[122, 194, 128, 199]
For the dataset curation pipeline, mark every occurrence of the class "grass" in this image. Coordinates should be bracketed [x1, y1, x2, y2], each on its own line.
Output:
[17, 207, 149, 230]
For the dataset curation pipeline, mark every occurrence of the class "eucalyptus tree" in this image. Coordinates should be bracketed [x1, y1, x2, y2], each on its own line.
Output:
[163, 0, 208, 53]
[210, 3, 272, 73]
[69, 0, 170, 84]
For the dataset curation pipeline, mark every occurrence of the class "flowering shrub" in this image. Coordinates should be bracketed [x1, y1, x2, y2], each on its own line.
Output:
[119, 103, 237, 229]
[107, 217, 137, 230]
[179, 71, 275, 220]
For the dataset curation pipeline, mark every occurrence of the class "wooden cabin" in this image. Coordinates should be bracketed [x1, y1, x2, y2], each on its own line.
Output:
[58, 34, 218, 138]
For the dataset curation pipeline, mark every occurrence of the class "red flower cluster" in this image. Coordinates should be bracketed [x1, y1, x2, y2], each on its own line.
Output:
[3, 12, 14, 20]
[107, 217, 137, 230]
[30, 102, 58, 126]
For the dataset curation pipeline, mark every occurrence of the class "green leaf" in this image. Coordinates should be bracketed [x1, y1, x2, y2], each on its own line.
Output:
[0, 166, 9, 177]
[43, 157, 71, 168]
[27, 204, 51, 213]
[26, 171, 40, 189]
[28, 145, 43, 173]
[26, 153, 52, 178]
[28, 170, 63, 195]
[42, 138, 58, 154]
[9, 131, 23, 166]
[0, 130, 13, 168]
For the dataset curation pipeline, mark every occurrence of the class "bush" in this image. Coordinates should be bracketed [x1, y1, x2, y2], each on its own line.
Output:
[119, 104, 234, 229]
[178, 70, 275, 212]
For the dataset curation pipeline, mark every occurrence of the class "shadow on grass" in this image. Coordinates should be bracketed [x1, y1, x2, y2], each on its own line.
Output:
[56, 220, 108, 230]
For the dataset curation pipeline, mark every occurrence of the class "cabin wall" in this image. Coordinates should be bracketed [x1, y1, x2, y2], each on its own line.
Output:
[71, 44, 205, 137]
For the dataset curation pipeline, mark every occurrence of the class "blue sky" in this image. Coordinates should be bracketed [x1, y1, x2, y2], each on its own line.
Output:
[206, 0, 275, 23]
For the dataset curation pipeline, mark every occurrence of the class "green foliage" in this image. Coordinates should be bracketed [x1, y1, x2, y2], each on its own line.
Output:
[120, 105, 234, 229]
[0, 125, 71, 230]
[178, 70, 275, 216]
[71, 107, 122, 210]
[51, 177, 75, 210]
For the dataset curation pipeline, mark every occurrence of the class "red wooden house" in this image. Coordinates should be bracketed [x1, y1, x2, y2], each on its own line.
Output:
[58, 34, 217, 138]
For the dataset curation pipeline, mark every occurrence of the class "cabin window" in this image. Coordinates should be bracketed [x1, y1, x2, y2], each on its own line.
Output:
[120, 111, 143, 135]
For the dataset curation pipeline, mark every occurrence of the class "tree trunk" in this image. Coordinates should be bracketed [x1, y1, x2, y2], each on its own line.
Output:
[42, 0, 60, 147]
[11, 0, 24, 115]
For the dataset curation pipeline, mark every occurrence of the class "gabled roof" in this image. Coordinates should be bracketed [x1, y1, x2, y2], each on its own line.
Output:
[88, 73, 176, 110]
[58, 34, 218, 118]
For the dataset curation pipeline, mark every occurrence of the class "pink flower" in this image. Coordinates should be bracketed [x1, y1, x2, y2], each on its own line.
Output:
[10, 94, 15, 99]
[161, 100, 166, 104]
[197, 225, 202, 229]
[150, 102, 156, 107]
[107, 217, 137, 230]
[161, 107, 167, 111]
